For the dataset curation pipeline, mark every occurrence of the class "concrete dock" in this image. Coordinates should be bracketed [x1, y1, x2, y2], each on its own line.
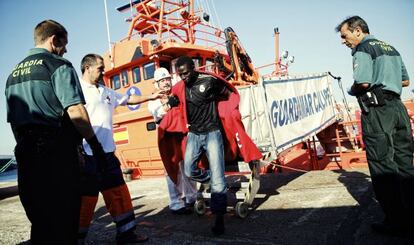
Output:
[1, 168, 413, 244]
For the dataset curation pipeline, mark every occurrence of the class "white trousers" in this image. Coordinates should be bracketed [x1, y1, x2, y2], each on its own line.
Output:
[166, 161, 197, 210]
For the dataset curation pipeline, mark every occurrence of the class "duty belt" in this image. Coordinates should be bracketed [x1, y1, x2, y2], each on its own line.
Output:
[357, 88, 400, 114]
[13, 124, 60, 139]
[382, 90, 400, 100]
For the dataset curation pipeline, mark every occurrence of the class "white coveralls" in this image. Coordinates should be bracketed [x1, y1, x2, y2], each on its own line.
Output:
[148, 99, 197, 210]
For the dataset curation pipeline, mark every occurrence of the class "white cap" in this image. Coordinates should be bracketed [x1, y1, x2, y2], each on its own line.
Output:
[154, 67, 171, 82]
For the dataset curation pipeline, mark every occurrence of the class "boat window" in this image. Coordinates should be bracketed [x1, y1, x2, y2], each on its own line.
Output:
[192, 58, 201, 68]
[121, 70, 129, 87]
[159, 60, 171, 72]
[132, 67, 141, 84]
[144, 62, 155, 80]
[170, 57, 200, 77]
[205, 59, 215, 72]
[170, 59, 178, 74]
[111, 74, 121, 90]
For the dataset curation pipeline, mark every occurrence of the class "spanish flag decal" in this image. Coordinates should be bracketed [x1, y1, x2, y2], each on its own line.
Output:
[113, 127, 129, 145]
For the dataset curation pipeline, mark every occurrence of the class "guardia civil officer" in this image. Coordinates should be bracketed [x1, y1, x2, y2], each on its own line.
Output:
[336, 16, 414, 236]
[5, 20, 107, 244]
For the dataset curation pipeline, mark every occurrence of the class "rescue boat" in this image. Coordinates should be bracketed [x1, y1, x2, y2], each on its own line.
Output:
[102, 0, 261, 180]
[101, 0, 414, 182]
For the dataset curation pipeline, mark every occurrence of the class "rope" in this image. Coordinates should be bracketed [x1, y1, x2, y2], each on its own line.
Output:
[209, 0, 222, 30]
[262, 160, 310, 173]
[203, 0, 216, 28]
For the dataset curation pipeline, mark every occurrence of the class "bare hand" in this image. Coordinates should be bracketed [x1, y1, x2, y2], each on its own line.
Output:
[151, 89, 166, 100]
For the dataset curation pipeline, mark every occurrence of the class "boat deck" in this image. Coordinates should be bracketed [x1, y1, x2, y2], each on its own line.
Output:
[1, 168, 413, 244]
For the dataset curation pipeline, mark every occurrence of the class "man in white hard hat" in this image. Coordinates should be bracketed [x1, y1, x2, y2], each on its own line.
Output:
[148, 67, 197, 214]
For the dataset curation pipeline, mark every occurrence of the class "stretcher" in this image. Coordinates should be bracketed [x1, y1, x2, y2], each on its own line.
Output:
[193, 160, 261, 218]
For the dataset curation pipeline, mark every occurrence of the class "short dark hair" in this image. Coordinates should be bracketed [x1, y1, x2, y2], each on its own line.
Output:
[175, 56, 194, 69]
[335, 16, 369, 34]
[81, 54, 103, 74]
[34, 20, 67, 45]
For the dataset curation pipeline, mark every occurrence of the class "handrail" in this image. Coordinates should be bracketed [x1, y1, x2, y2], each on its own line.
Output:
[120, 23, 227, 50]
[118, 145, 161, 169]
[118, 0, 227, 50]
[0, 158, 16, 173]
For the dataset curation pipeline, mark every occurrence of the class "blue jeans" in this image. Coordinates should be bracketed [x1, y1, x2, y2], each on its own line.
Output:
[184, 130, 227, 214]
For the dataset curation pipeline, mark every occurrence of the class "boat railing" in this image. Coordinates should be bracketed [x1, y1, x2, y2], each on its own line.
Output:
[197, 63, 215, 72]
[117, 145, 163, 179]
[118, 19, 226, 51]
[256, 61, 290, 79]
[116, 0, 227, 51]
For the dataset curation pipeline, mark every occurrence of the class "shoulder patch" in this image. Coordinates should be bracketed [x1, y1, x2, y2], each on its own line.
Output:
[357, 38, 400, 59]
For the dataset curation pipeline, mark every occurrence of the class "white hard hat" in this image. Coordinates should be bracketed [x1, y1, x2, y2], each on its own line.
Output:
[154, 67, 171, 82]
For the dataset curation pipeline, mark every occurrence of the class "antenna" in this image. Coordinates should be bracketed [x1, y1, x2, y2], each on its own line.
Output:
[129, 0, 134, 20]
[103, 0, 114, 68]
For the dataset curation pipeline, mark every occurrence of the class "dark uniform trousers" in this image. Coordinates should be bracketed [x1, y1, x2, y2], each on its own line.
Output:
[14, 124, 81, 245]
[361, 95, 414, 226]
[78, 152, 136, 240]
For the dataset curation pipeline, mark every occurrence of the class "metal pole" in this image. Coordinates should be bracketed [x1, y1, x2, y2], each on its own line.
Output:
[157, 0, 165, 41]
[274, 27, 280, 74]
[104, 0, 114, 68]
[189, 0, 195, 44]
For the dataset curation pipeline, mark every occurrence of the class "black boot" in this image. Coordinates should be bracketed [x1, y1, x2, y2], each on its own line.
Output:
[371, 219, 411, 236]
[116, 229, 148, 244]
[211, 214, 225, 235]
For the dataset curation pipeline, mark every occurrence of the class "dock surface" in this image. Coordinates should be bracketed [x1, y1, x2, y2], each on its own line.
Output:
[1, 169, 413, 244]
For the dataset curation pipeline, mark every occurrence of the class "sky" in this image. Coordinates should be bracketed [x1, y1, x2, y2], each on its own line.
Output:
[0, 0, 413, 154]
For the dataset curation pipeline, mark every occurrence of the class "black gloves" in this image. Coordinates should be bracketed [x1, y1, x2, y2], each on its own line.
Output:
[167, 95, 180, 108]
[86, 135, 108, 172]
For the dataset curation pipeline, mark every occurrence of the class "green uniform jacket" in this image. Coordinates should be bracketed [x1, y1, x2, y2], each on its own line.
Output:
[5, 48, 85, 128]
[352, 35, 409, 95]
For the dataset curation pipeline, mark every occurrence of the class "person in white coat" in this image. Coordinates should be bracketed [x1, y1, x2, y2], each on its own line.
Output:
[148, 67, 197, 214]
